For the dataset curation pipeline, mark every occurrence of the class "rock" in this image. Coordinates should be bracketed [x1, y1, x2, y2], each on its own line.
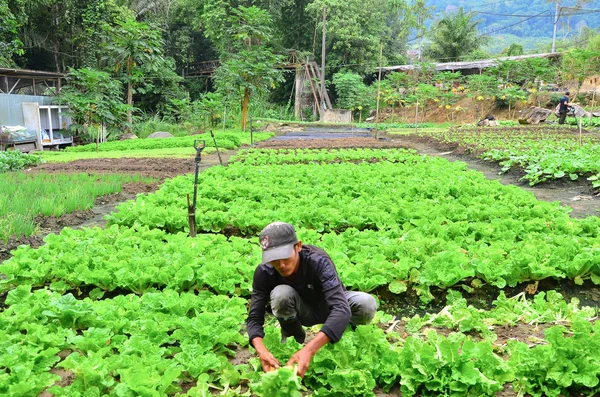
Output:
[118, 133, 138, 140]
[477, 119, 490, 127]
[554, 104, 591, 118]
[489, 120, 499, 126]
[147, 131, 174, 139]
[518, 107, 552, 124]
[365, 116, 375, 122]
[592, 111, 600, 117]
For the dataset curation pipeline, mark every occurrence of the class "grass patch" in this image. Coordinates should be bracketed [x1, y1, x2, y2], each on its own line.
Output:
[39, 147, 218, 163]
[67, 130, 273, 153]
[0, 172, 156, 242]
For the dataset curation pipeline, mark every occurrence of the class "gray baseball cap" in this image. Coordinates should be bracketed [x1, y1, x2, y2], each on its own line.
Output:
[259, 222, 298, 264]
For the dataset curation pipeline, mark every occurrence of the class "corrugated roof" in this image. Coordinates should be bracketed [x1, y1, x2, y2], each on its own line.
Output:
[0, 68, 65, 79]
[380, 53, 562, 73]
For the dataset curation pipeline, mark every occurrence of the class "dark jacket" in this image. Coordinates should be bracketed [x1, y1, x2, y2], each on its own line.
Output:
[559, 96, 569, 113]
[246, 244, 351, 344]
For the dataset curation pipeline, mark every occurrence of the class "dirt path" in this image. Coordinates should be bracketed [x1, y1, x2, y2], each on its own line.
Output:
[33, 152, 232, 179]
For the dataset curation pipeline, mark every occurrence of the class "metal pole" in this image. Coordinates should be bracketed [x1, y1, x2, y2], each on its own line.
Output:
[250, 115, 254, 145]
[552, 1, 559, 53]
[188, 139, 205, 237]
[210, 131, 223, 165]
[320, 7, 327, 114]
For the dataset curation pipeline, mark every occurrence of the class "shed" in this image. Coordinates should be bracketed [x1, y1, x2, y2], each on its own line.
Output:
[0, 68, 72, 151]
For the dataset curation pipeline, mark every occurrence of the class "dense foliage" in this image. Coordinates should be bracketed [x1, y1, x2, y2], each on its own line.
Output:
[0, 151, 43, 173]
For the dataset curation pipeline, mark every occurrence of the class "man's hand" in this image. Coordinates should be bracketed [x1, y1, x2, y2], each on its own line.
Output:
[252, 337, 280, 373]
[259, 350, 280, 373]
[286, 347, 313, 377]
[286, 331, 331, 377]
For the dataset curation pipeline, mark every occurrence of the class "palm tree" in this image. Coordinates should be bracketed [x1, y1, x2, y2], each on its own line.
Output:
[426, 7, 489, 62]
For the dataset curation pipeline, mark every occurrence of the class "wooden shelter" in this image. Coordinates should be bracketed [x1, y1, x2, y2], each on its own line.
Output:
[0, 67, 64, 96]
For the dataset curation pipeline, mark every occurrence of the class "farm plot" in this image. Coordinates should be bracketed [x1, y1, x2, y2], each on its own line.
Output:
[65, 131, 274, 153]
[105, 149, 600, 300]
[413, 125, 600, 187]
[2, 147, 600, 396]
[0, 173, 155, 244]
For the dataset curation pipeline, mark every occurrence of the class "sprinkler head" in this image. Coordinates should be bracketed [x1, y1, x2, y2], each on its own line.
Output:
[194, 139, 206, 153]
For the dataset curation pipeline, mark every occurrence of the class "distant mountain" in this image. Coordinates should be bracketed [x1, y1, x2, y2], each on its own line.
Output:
[426, 0, 600, 39]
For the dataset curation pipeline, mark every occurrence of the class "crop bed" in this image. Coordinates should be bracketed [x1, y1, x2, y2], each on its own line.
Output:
[1, 147, 599, 396]
[415, 125, 600, 187]
[66, 132, 274, 153]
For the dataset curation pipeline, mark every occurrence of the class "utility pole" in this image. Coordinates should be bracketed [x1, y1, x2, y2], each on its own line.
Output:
[552, 1, 559, 53]
[321, 7, 327, 116]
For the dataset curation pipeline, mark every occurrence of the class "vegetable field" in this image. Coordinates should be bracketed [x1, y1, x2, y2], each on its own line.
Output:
[415, 125, 600, 187]
[1, 146, 600, 396]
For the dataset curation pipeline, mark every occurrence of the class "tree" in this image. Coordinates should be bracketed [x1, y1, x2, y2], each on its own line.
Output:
[560, 34, 600, 95]
[306, 0, 400, 74]
[102, 18, 166, 132]
[212, 6, 284, 131]
[426, 7, 489, 62]
[410, 0, 434, 61]
[506, 43, 524, 56]
[332, 72, 375, 121]
[0, 0, 25, 66]
[60, 68, 129, 148]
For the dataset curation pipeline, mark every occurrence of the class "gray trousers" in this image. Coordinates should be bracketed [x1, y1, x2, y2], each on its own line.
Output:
[270, 284, 377, 326]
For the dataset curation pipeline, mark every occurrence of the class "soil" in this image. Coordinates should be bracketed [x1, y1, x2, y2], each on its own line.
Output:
[31, 152, 232, 180]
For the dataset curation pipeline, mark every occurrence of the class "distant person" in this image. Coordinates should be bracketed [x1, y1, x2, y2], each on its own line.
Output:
[558, 92, 571, 125]
[246, 221, 377, 377]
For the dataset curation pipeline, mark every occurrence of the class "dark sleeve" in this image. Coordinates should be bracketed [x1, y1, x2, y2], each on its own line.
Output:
[246, 266, 271, 346]
[316, 258, 351, 343]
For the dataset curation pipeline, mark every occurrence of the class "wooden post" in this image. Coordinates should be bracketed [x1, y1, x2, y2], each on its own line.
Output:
[294, 66, 303, 120]
[415, 100, 419, 134]
[375, 43, 383, 139]
[578, 116, 583, 147]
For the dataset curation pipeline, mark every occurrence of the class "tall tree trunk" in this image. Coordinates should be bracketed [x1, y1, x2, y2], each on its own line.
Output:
[241, 88, 250, 131]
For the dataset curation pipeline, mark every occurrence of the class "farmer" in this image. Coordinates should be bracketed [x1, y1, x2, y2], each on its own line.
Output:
[558, 91, 572, 125]
[246, 221, 377, 377]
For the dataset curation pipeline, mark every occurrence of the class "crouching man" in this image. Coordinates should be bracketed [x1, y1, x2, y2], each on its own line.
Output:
[246, 221, 377, 377]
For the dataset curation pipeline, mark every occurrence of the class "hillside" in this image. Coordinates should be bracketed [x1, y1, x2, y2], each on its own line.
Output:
[427, 0, 600, 39]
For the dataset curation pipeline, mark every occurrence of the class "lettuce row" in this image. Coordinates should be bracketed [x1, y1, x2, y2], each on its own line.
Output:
[0, 286, 248, 396]
[230, 148, 419, 165]
[3, 223, 600, 303]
